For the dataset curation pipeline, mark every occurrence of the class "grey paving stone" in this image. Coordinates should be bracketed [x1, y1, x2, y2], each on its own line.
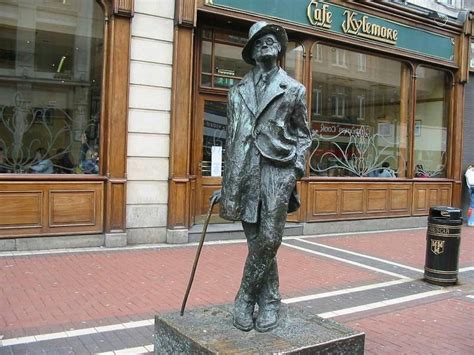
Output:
[285, 239, 422, 279]
[0, 346, 14, 355]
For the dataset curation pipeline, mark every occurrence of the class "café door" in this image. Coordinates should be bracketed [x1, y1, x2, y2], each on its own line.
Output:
[193, 95, 228, 223]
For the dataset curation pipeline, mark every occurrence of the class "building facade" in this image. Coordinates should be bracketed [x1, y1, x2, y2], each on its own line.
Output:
[0, 0, 472, 250]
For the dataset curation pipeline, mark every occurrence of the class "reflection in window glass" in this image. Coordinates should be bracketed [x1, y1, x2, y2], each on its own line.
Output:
[470, 42, 474, 69]
[200, 29, 251, 89]
[309, 44, 409, 178]
[214, 42, 251, 78]
[414, 67, 449, 178]
[284, 42, 304, 82]
[201, 40, 212, 74]
[0, 0, 103, 174]
[202, 101, 227, 176]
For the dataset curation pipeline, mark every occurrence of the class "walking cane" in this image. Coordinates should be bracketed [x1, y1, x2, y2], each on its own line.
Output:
[180, 194, 218, 316]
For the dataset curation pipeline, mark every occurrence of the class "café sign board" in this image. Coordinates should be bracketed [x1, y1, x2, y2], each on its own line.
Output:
[204, 0, 454, 62]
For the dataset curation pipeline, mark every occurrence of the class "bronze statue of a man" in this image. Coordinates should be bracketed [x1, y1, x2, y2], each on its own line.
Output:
[213, 21, 312, 332]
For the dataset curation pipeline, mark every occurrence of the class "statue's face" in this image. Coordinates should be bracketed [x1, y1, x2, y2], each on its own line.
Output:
[252, 33, 281, 63]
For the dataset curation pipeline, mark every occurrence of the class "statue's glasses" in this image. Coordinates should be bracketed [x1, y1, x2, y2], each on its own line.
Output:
[254, 37, 277, 48]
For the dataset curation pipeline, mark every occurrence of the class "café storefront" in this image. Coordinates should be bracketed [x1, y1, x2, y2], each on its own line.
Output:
[167, 0, 473, 234]
[0, 0, 132, 243]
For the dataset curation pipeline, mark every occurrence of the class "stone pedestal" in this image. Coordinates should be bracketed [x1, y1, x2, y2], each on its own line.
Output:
[154, 304, 364, 354]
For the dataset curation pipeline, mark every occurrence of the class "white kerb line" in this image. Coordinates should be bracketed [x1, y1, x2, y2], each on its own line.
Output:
[282, 242, 409, 279]
[0, 319, 154, 347]
[295, 237, 424, 273]
[283, 278, 413, 304]
[318, 289, 449, 319]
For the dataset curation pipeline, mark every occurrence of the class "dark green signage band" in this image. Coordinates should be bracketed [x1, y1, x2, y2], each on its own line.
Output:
[204, 0, 454, 62]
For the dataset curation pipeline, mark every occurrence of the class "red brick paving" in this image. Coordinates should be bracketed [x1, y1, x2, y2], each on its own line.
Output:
[313, 226, 474, 268]
[343, 296, 474, 354]
[0, 243, 386, 338]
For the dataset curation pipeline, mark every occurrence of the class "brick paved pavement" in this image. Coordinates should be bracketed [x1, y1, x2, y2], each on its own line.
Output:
[0, 226, 473, 354]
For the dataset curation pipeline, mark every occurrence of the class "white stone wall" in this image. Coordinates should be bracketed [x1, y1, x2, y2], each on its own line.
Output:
[126, 0, 174, 244]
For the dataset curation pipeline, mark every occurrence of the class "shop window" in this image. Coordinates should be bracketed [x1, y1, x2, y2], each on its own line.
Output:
[332, 48, 347, 68]
[0, 0, 103, 174]
[330, 87, 346, 118]
[470, 41, 474, 70]
[413, 66, 449, 178]
[314, 44, 323, 63]
[312, 88, 322, 117]
[309, 43, 408, 178]
[357, 53, 366, 72]
[284, 42, 304, 82]
[200, 28, 251, 90]
[201, 101, 227, 177]
[356, 95, 366, 120]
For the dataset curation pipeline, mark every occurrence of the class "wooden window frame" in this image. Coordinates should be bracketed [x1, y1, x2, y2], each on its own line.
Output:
[0, 0, 133, 239]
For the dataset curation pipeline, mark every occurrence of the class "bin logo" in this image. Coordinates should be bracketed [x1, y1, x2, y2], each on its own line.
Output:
[431, 239, 445, 255]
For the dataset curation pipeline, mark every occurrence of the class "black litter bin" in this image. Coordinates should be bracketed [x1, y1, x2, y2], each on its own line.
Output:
[424, 206, 462, 285]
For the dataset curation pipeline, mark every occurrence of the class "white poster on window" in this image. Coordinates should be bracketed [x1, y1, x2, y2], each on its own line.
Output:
[211, 146, 222, 177]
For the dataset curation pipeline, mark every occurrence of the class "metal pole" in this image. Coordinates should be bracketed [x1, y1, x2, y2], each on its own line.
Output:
[180, 195, 218, 316]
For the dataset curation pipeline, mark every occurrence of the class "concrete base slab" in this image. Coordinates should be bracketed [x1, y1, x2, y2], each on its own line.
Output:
[188, 222, 303, 243]
[15, 234, 105, 251]
[0, 239, 16, 251]
[166, 229, 189, 244]
[128, 227, 167, 244]
[303, 216, 427, 235]
[105, 233, 127, 248]
[154, 304, 364, 354]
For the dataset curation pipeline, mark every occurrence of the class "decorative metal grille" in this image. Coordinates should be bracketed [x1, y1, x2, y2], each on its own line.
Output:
[309, 126, 404, 177]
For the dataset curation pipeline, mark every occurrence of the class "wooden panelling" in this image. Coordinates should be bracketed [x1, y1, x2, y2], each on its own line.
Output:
[176, 0, 197, 27]
[307, 181, 413, 221]
[102, 5, 132, 235]
[412, 183, 453, 215]
[287, 181, 304, 222]
[440, 188, 450, 206]
[310, 187, 338, 219]
[341, 189, 364, 214]
[113, 0, 134, 17]
[168, 23, 195, 229]
[0, 182, 104, 238]
[199, 185, 221, 216]
[50, 191, 96, 226]
[367, 189, 387, 212]
[106, 180, 126, 232]
[390, 188, 411, 211]
[415, 188, 426, 210]
[429, 189, 438, 207]
[168, 179, 192, 228]
[0, 192, 43, 228]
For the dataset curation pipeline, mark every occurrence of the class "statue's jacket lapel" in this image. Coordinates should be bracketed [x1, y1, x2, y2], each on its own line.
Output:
[252, 68, 299, 163]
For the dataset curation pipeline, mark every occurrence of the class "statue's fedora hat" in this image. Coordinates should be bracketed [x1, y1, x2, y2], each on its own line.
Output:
[242, 21, 288, 65]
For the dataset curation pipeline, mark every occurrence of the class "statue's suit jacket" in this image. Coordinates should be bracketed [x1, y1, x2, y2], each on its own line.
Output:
[220, 67, 312, 223]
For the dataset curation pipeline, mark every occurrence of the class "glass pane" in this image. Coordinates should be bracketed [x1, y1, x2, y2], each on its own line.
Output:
[0, 24, 16, 69]
[0, 0, 103, 174]
[214, 42, 252, 78]
[201, 40, 212, 74]
[414, 67, 448, 178]
[202, 101, 227, 177]
[470, 41, 474, 69]
[202, 28, 213, 40]
[309, 44, 408, 178]
[214, 76, 238, 89]
[285, 42, 304, 82]
[201, 74, 212, 87]
[214, 31, 247, 46]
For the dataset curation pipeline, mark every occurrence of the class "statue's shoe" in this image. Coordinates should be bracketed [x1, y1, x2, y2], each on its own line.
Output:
[255, 307, 279, 332]
[233, 299, 254, 331]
